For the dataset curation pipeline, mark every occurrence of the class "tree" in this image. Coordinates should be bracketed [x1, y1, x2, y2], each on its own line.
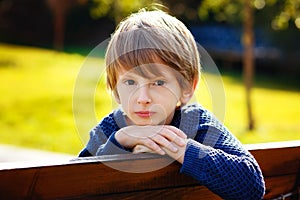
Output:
[198, 0, 300, 30]
[243, 0, 255, 130]
[46, 0, 78, 51]
[198, 0, 300, 130]
[46, 0, 159, 50]
[89, 0, 159, 23]
[270, 0, 300, 30]
[198, 0, 256, 130]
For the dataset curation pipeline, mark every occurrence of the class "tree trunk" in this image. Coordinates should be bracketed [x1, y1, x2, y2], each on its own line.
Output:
[46, 0, 76, 51]
[242, 0, 255, 130]
[53, 9, 65, 51]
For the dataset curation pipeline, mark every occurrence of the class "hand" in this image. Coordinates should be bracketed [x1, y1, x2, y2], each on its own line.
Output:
[115, 125, 187, 156]
[160, 138, 188, 163]
[133, 138, 188, 164]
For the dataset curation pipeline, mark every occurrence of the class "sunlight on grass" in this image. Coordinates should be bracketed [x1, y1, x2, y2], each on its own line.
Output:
[0, 43, 85, 154]
[0, 43, 299, 155]
[195, 72, 300, 143]
[221, 76, 300, 143]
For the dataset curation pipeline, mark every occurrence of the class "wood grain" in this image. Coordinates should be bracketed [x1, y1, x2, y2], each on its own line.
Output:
[0, 141, 299, 200]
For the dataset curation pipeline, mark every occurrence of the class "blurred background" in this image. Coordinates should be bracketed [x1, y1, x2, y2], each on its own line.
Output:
[0, 0, 299, 158]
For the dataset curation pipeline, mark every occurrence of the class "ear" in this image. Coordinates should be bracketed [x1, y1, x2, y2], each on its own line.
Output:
[180, 89, 194, 105]
[180, 80, 198, 105]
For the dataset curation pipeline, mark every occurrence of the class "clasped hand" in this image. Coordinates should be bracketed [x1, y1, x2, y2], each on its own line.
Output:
[115, 125, 188, 163]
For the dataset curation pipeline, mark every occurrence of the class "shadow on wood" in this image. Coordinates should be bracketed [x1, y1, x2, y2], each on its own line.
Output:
[0, 141, 299, 200]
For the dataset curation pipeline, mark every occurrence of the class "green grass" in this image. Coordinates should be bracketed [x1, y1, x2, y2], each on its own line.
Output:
[0, 43, 299, 155]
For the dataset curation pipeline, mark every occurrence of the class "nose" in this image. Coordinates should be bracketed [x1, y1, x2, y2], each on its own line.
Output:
[136, 85, 152, 104]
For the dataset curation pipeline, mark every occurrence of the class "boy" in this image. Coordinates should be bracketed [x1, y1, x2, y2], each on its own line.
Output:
[79, 9, 265, 199]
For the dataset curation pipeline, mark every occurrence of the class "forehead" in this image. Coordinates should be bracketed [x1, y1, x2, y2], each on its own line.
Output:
[114, 49, 177, 77]
[116, 49, 164, 69]
[118, 63, 178, 79]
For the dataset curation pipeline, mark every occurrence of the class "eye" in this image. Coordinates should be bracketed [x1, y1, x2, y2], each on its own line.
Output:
[124, 80, 135, 85]
[154, 80, 165, 86]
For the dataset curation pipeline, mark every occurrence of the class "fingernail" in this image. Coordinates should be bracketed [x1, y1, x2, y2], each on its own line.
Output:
[172, 146, 178, 152]
[179, 139, 185, 146]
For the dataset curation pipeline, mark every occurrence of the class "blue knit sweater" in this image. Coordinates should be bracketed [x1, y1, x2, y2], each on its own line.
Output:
[79, 104, 265, 199]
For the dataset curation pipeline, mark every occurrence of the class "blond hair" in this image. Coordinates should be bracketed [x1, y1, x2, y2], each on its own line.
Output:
[105, 9, 200, 97]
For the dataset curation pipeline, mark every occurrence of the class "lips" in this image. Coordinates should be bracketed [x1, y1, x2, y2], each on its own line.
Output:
[135, 111, 155, 118]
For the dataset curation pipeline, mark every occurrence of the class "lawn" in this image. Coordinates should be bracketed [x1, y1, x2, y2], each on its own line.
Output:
[0, 43, 299, 155]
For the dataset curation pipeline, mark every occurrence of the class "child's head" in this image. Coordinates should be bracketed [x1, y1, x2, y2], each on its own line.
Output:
[104, 9, 201, 125]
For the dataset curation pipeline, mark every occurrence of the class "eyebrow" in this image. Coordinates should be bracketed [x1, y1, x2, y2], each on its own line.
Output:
[119, 71, 173, 83]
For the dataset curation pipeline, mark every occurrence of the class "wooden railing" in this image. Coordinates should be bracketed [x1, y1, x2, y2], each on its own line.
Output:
[0, 141, 299, 200]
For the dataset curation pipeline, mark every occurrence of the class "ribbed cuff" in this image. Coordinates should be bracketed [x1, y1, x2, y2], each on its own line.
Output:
[97, 132, 130, 155]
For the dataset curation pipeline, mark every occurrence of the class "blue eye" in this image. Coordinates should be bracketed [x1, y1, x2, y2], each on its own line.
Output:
[154, 80, 165, 86]
[125, 80, 135, 85]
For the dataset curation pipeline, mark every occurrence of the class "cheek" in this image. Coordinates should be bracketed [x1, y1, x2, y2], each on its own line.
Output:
[118, 92, 130, 104]
[117, 87, 136, 106]
[153, 89, 180, 110]
[163, 85, 182, 102]
[117, 84, 131, 98]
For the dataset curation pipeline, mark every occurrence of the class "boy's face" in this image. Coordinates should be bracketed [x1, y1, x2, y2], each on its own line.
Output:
[115, 63, 192, 126]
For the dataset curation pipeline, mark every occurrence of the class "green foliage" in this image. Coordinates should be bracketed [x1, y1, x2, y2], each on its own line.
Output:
[90, 0, 160, 22]
[0, 44, 299, 154]
[198, 0, 300, 30]
[198, 0, 244, 23]
[270, 0, 300, 30]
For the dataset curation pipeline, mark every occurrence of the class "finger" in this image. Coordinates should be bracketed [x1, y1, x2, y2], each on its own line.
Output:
[158, 127, 186, 147]
[142, 139, 165, 155]
[150, 134, 178, 153]
[161, 142, 186, 163]
[133, 144, 153, 154]
[164, 126, 187, 139]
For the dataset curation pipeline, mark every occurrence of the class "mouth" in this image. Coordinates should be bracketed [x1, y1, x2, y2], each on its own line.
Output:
[135, 111, 155, 118]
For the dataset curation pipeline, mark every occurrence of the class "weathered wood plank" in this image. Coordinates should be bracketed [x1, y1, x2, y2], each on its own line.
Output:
[0, 141, 299, 200]
[248, 141, 300, 199]
[75, 186, 221, 200]
[264, 174, 299, 199]
[250, 145, 300, 177]
[0, 155, 201, 200]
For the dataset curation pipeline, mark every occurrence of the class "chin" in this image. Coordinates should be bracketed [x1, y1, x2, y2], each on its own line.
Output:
[132, 120, 152, 126]
[134, 121, 158, 126]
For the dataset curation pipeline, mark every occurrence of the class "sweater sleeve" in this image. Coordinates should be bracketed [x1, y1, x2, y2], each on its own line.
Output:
[80, 111, 130, 156]
[180, 127, 265, 200]
[96, 132, 131, 155]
